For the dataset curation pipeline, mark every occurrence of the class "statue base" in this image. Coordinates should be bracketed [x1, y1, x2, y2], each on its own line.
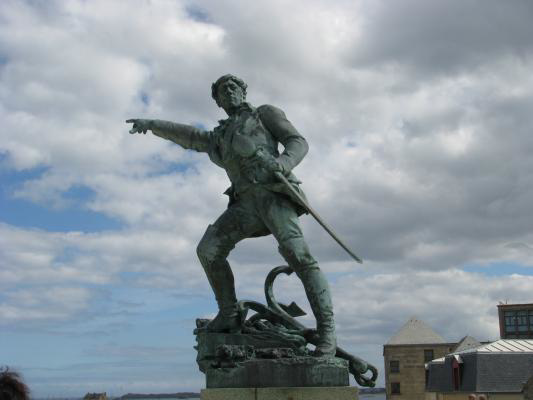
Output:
[206, 356, 349, 388]
[195, 331, 349, 388]
[200, 386, 358, 400]
[192, 282, 378, 388]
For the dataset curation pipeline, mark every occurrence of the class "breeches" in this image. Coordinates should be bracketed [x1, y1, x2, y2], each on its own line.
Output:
[196, 187, 318, 273]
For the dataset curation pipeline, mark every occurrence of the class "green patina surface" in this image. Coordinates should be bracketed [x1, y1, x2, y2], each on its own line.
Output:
[127, 74, 336, 357]
[127, 75, 377, 388]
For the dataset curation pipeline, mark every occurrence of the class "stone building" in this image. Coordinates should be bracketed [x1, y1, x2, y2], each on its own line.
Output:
[383, 317, 456, 400]
[498, 303, 533, 339]
[425, 339, 533, 400]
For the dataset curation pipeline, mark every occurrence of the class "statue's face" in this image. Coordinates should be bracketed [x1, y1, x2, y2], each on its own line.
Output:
[216, 79, 245, 112]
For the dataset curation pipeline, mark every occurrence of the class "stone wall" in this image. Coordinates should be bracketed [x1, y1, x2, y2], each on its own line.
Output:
[384, 344, 454, 400]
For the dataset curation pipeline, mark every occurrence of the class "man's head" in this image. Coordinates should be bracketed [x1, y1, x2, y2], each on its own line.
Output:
[0, 368, 30, 400]
[211, 74, 247, 114]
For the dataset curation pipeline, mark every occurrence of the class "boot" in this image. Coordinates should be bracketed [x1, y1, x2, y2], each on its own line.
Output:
[300, 265, 337, 357]
[206, 303, 242, 333]
[203, 260, 242, 333]
[278, 237, 337, 357]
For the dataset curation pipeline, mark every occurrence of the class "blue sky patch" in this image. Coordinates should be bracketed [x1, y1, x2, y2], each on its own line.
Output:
[144, 154, 194, 177]
[140, 91, 150, 106]
[463, 261, 533, 276]
[185, 5, 211, 23]
[193, 122, 207, 131]
[0, 195, 122, 232]
[0, 167, 122, 233]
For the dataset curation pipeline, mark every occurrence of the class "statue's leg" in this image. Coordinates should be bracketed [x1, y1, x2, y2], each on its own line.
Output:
[196, 202, 265, 333]
[260, 193, 337, 357]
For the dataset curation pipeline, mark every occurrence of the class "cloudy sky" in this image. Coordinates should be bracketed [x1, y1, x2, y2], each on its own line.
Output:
[1, 0, 533, 396]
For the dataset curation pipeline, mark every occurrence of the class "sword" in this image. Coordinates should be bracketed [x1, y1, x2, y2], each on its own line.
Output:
[273, 170, 362, 264]
[233, 134, 363, 264]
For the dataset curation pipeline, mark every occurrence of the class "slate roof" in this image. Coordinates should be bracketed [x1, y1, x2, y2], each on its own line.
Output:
[426, 339, 533, 393]
[476, 353, 533, 392]
[453, 335, 482, 353]
[386, 317, 446, 345]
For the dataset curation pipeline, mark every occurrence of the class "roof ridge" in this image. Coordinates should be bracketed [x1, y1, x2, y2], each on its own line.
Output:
[386, 317, 446, 345]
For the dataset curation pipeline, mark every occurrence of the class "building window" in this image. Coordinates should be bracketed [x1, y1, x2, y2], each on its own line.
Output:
[424, 349, 434, 362]
[505, 311, 517, 333]
[518, 310, 528, 332]
[391, 382, 401, 394]
[390, 360, 400, 373]
[504, 309, 533, 337]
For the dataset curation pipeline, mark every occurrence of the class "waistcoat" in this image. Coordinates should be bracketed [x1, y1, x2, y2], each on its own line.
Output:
[208, 104, 280, 193]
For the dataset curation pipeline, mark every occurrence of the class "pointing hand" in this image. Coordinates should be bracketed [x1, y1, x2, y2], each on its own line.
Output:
[126, 119, 153, 134]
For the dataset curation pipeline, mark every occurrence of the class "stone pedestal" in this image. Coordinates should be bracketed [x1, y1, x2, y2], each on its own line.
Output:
[200, 386, 358, 400]
[196, 331, 349, 388]
[206, 356, 349, 388]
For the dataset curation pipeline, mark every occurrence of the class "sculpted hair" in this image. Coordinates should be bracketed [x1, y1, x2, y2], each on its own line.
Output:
[0, 367, 30, 400]
[211, 74, 247, 105]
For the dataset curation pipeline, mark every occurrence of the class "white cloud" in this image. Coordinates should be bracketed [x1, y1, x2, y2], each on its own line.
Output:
[0, 286, 92, 322]
[1, 0, 533, 394]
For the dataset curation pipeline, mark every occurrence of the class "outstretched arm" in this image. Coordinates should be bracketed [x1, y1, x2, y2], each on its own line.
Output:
[126, 119, 210, 152]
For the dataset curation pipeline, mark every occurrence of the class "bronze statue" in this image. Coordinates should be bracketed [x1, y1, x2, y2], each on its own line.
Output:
[127, 74, 338, 357]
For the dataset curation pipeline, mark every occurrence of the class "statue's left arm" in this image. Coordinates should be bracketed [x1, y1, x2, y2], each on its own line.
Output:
[257, 105, 309, 173]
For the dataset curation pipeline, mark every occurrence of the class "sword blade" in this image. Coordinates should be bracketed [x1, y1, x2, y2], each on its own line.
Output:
[274, 171, 363, 264]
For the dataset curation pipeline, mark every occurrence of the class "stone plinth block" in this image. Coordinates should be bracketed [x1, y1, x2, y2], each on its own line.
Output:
[201, 386, 358, 400]
[196, 332, 304, 363]
[195, 331, 351, 388]
[196, 331, 305, 374]
[206, 357, 349, 388]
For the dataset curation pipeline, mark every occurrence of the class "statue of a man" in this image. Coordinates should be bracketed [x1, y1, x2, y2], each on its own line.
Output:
[127, 74, 336, 357]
